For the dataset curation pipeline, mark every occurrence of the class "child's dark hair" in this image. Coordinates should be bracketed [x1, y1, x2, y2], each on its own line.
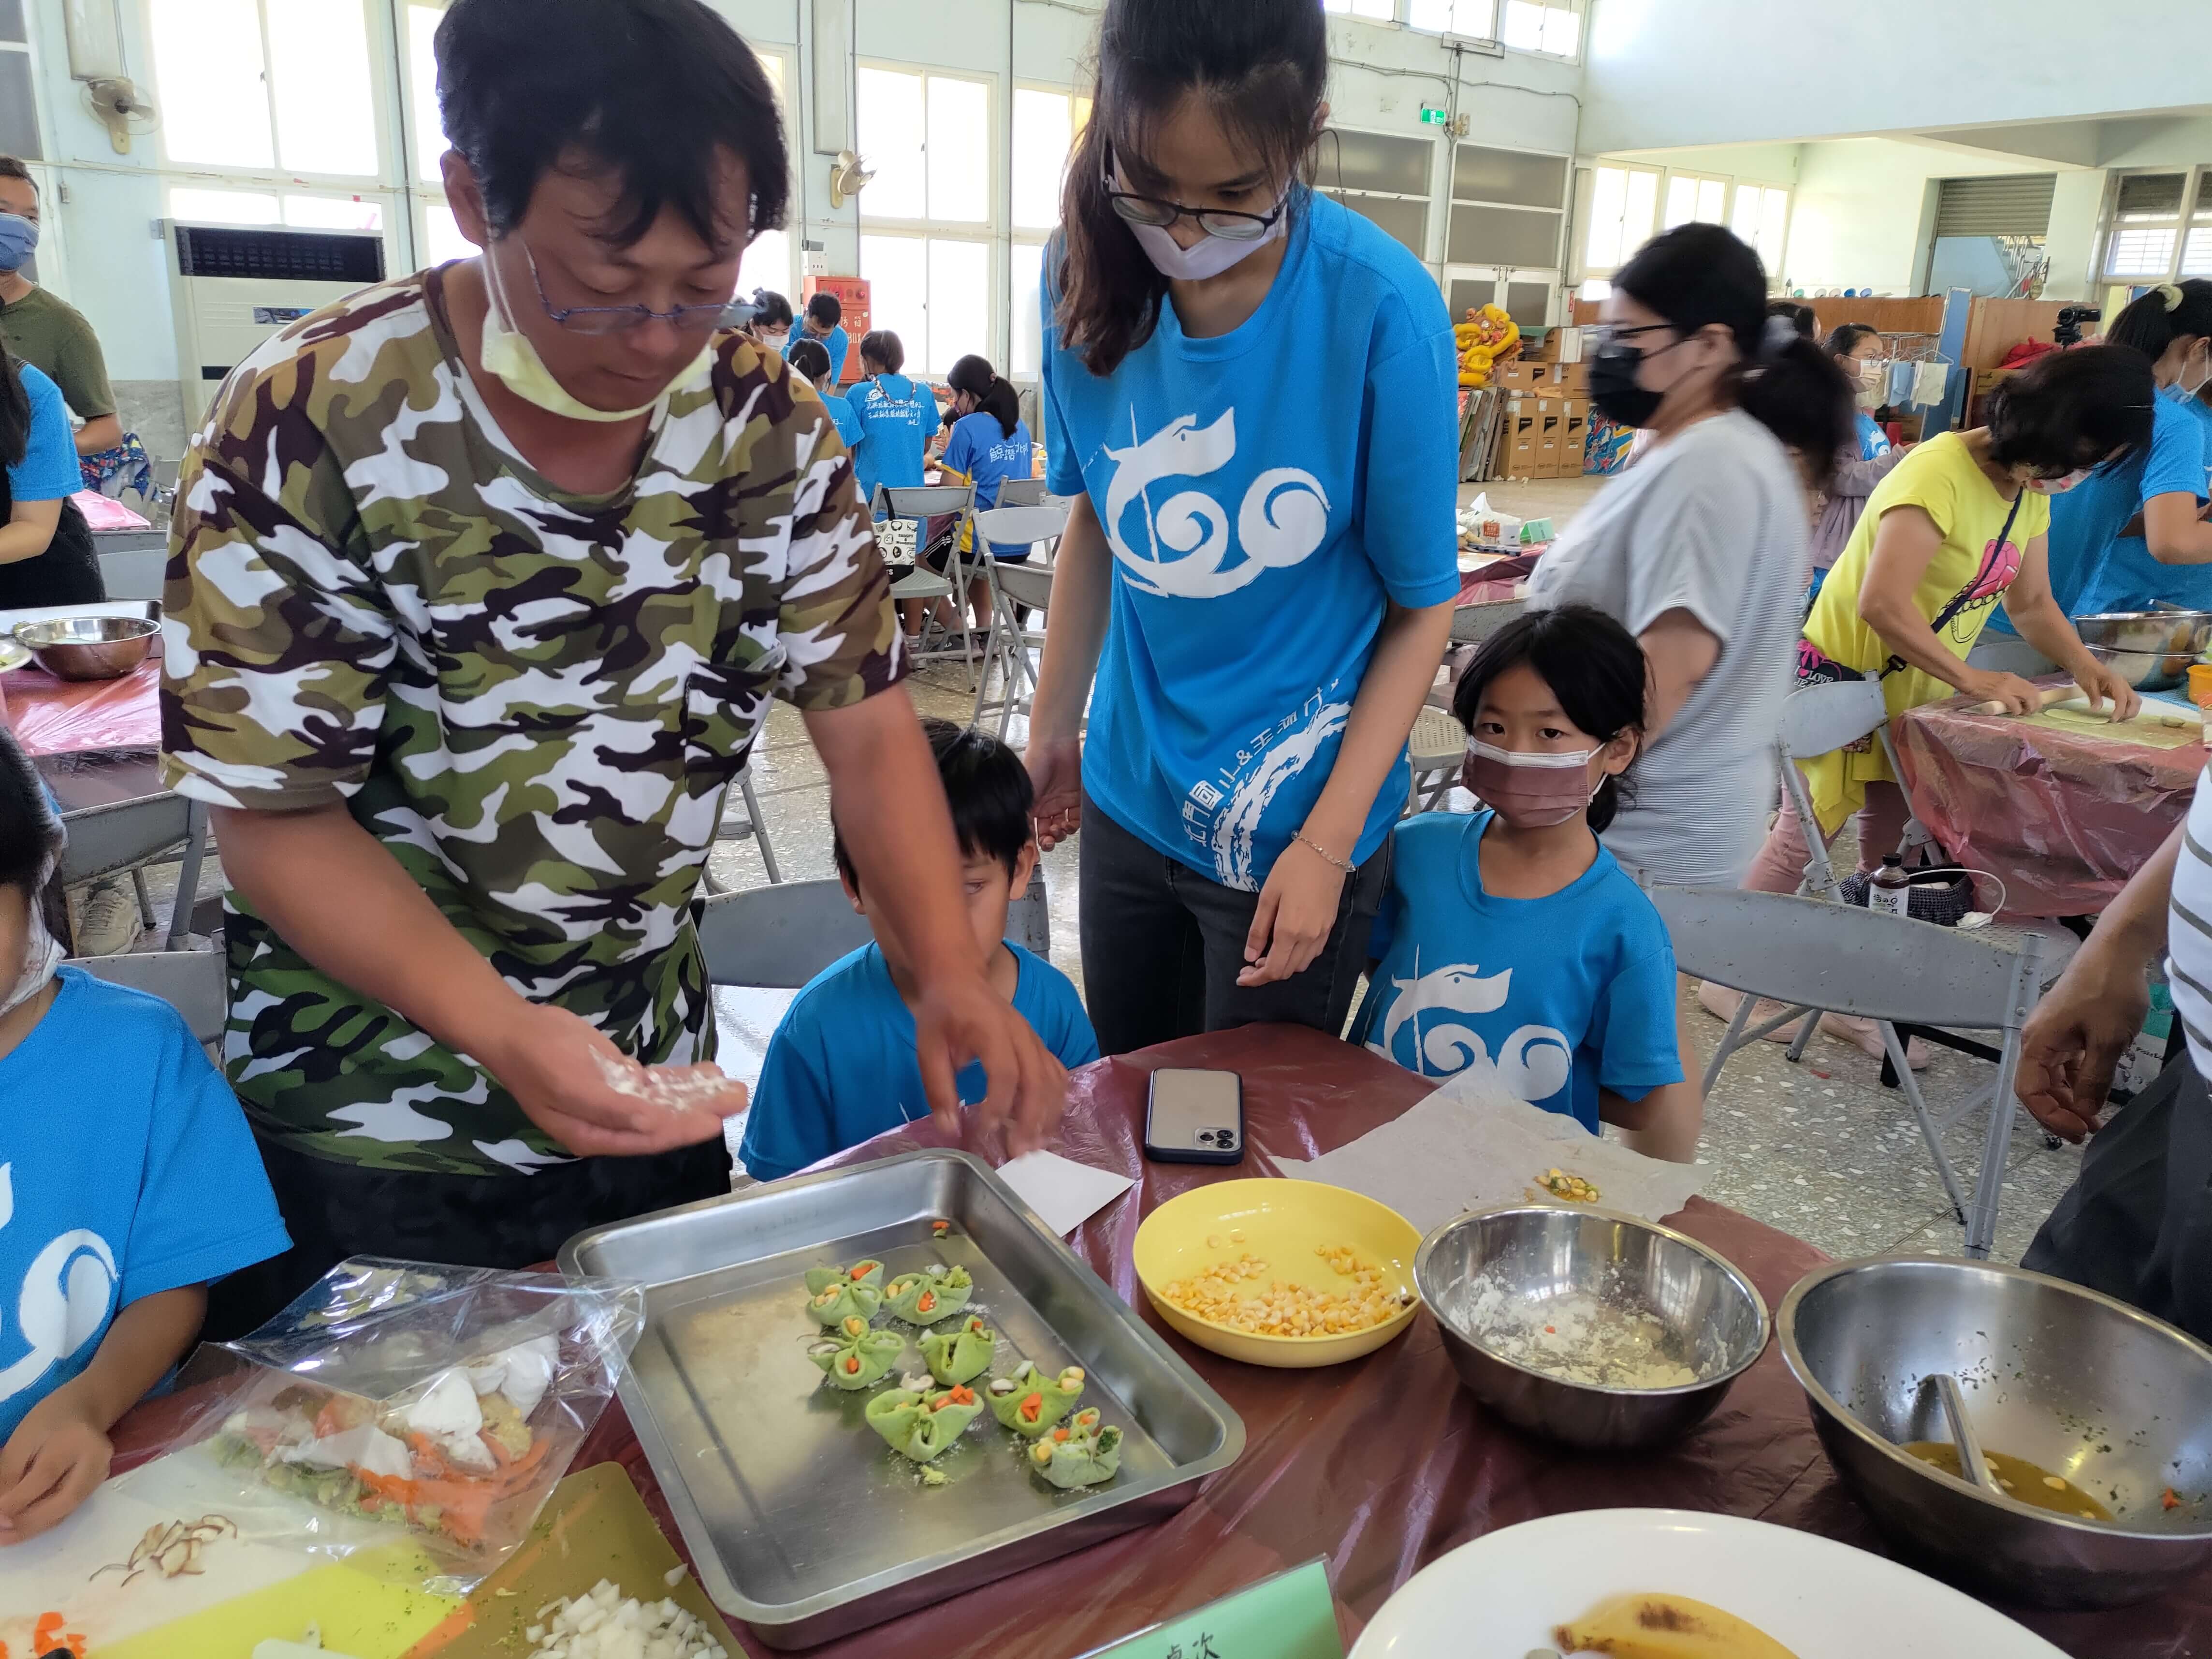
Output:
[1055, 0, 1326, 378]
[0, 727, 63, 928]
[435, 0, 786, 250]
[2106, 279, 2212, 364]
[859, 330, 904, 375]
[1450, 605, 1646, 834]
[834, 717, 1033, 892]
[1767, 299, 1817, 338]
[1984, 344, 2154, 476]
[946, 353, 1022, 439]
[787, 337, 831, 384]
[1613, 223, 1855, 488]
[806, 291, 843, 328]
[750, 288, 793, 332]
[1824, 321, 1879, 359]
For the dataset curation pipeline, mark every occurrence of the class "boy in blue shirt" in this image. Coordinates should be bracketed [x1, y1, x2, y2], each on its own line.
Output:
[785, 291, 849, 385]
[1353, 607, 1687, 1146]
[739, 718, 1098, 1182]
[0, 730, 290, 1539]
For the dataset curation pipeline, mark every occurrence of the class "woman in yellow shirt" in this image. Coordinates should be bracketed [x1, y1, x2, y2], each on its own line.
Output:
[1729, 348, 2151, 1049]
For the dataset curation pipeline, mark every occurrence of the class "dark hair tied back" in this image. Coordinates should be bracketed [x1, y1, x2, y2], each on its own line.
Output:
[947, 354, 1021, 439]
[1984, 344, 2156, 476]
[2107, 280, 2212, 363]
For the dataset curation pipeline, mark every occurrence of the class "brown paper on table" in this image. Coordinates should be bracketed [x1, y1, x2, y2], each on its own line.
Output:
[1272, 1068, 1704, 1231]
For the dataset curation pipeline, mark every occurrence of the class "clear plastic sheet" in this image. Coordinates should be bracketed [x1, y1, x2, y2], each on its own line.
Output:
[144, 1257, 644, 1590]
[1892, 691, 2201, 917]
[0, 656, 162, 756]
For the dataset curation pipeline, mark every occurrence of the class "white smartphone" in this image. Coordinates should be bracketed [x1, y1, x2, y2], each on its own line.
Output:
[1144, 1068, 1245, 1165]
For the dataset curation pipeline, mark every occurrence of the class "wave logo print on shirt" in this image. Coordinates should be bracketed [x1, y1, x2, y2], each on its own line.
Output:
[1365, 959, 1574, 1102]
[1102, 409, 1329, 598]
[0, 1164, 120, 1406]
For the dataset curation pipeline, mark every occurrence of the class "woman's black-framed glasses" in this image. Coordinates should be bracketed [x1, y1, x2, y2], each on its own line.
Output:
[1102, 152, 1287, 244]
[520, 243, 734, 336]
[1588, 321, 1682, 351]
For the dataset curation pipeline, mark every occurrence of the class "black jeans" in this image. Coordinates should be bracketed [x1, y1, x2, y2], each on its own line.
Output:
[1077, 795, 1390, 1057]
[205, 1133, 732, 1341]
[2024, 1049, 2212, 1342]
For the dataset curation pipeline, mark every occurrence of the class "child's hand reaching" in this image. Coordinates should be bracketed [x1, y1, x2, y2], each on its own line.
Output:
[0, 1382, 114, 1543]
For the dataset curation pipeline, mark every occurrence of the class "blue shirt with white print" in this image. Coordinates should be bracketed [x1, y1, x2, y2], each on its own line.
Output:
[1040, 190, 1461, 891]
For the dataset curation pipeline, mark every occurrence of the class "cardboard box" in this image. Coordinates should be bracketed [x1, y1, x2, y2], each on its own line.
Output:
[1556, 360, 1589, 393]
[1497, 360, 1546, 389]
[1535, 438, 1562, 477]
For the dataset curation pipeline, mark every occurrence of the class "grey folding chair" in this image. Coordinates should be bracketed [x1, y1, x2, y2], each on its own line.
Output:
[95, 545, 168, 602]
[1006, 865, 1050, 957]
[1405, 705, 1466, 814]
[72, 946, 227, 1045]
[1965, 633, 2060, 680]
[968, 504, 1068, 736]
[59, 791, 209, 949]
[996, 478, 1048, 508]
[879, 482, 979, 682]
[702, 766, 781, 893]
[699, 880, 874, 989]
[1653, 884, 2046, 1259]
[1449, 594, 1530, 645]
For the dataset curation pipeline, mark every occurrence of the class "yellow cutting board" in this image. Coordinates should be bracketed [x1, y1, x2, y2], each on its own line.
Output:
[87, 1544, 457, 1659]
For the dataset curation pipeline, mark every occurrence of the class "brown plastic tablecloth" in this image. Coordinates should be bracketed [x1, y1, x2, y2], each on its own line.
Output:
[547, 1024, 2208, 1657]
[1893, 682, 2200, 917]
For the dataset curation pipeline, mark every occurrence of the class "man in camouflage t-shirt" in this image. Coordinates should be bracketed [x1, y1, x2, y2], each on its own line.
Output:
[162, 0, 1063, 1333]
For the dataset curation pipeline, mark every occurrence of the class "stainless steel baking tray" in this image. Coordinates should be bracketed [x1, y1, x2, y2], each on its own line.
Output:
[560, 1149, 1245, 1648]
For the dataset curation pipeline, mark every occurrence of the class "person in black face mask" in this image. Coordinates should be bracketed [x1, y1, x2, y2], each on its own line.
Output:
[1527, 222, 1855, 1162]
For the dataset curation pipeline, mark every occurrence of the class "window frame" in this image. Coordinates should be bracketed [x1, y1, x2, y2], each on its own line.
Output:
[1009, 83, 1090, 382]
[1496, 0, 1584, 60]
[2098, 166, 2212, 286]
[1445, 139, 1571, 271]
[855, 59, 998, 234]
[1576, 160, 1661, 280]
[1319, 122, 1438, 265]
[1728, 179, 1793, 277]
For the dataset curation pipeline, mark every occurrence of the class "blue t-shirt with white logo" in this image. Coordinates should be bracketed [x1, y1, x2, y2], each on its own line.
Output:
[2072, 390, 2212, 618]
[1041, 191, 1462, 891]
[0, 970, 290, 1440]
[1988, 392, 2212, 632]
[1854, 410, 1892, 462]
[941, 410, 1036, 558]
[738, 942, 1101, 1183]
[822, 391, 863, 451]
[1351, 812, 1682, 1133]
[786, 323, 849, 385]
[849, 373, 933, 515]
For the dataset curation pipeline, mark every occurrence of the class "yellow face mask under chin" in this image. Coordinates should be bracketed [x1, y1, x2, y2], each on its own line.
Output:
[477, 250, 715, 423]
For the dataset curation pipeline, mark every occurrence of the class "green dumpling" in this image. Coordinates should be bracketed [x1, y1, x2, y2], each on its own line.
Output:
[810, 1317, 904, 1391]
[985, 1361, 1086, 1438]
[804, 1259, 886, 1297]
[1029, 1418, 1123, 1489]
[863, 1383, 986, 1462]
[920, 1316, 998, 1385]
[884, 1264, 974, 1324]
[807, 1278, 884, 1326]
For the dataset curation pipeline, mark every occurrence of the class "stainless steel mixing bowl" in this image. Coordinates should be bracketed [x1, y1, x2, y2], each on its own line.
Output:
[1779, 1256, 2212, 1609]
[1414, 1204, 1770, 1451]
[2073, 609, 2212, 691]
[12, 615, 158, 681]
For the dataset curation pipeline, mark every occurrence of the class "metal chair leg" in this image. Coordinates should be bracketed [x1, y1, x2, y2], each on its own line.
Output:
[1784, 1007, 1820, 1062]
[130, 865, 156, 929]
[166, 804, 209, 948]
[742, 772, 781, 885]
[1702, 992, 1758, 1097]
[1963, 1034, 2024, 1259]
[1885, 1019, 1973, 1228]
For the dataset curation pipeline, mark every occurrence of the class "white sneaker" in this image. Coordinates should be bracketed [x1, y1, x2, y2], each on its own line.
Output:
[72, 874, 146, 957]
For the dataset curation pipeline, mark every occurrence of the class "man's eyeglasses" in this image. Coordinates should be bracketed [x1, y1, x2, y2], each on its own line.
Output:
[521, 244, 733, 336]
[1102, 150, 1287, 243]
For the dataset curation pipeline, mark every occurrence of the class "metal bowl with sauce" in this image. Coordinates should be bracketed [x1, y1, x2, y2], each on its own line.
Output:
[1779, 1255, 2212, 1609]
[12, 615, 159, 681]
[2072, 609, 2212, 691]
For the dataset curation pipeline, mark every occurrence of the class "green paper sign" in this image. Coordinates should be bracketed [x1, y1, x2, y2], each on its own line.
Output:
[1081, 1558, 1344, 1659]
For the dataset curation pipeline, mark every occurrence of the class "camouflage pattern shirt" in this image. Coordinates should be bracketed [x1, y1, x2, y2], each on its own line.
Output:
[160, 269, 901, 1176]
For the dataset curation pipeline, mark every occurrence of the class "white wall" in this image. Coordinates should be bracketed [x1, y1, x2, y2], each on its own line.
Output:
[1784, 137, 2058, 295]
[1581, 0, 2211, 153]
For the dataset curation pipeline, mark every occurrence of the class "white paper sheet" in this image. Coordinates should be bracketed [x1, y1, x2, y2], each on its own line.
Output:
[998, 1150, 1136, 1237]
[1273, 1068, 1704, 1233]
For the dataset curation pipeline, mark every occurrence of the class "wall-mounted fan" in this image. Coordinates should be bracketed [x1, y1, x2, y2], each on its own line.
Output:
[830, 150, 875, 210]
[84, 76, 159, 155]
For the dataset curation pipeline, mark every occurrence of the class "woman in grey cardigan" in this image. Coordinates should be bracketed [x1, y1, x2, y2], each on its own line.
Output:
[1808, 323, 1911, 604]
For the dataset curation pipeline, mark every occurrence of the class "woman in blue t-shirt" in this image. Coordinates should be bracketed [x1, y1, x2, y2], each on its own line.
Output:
[789, 336, 862, 451]
[0, 342, 103, 608]
[1025, 0, 1459, 1053]
[1989, 282, 2212, 633]
[931, 353, 1034, 629]
[847, 329, 932, 518]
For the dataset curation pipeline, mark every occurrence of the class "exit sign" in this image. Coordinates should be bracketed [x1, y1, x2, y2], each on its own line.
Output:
[1420, 106, 1448, 125]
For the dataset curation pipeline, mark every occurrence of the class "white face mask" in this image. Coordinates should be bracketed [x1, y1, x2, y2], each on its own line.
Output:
[477, 247, 715, 423]
[2027, 467, 2091, 495]
[758, 328, 789, 351]
[0, 880, 61, 1021]
[1115, 169, 1290, 283]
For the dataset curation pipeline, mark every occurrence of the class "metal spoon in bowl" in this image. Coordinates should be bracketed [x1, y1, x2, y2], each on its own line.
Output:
[1921, 1371, 2001, 1495]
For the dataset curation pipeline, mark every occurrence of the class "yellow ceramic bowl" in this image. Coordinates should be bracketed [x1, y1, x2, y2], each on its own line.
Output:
[1132, 1179, 1424, 1369]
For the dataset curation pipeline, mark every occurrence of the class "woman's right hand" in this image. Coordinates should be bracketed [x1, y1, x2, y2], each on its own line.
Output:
[484, 1000, 746, 1158]
[1961, 669, 2044, 713]
[1024, 736, 1084, 850]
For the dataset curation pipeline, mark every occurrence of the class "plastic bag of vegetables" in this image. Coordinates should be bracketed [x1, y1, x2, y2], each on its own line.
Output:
[155, 1256, 643, 1588]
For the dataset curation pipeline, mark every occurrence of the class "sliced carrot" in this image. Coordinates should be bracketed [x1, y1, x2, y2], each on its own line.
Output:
[1052, 1427, 1070, 1442]
[917, 1291, 936, 1314]
[843, 1356, 860, 1375]
[1019, 1393, 1042, 1422]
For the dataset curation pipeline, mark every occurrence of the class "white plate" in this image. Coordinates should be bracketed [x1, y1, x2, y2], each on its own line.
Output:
[1351, 1509, 2067, 1659]
[0, 639, 27, 672]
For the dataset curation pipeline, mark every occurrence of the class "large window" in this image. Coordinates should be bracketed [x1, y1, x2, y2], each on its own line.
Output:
[1408, 0, 1492, 36]
[2101, 170, 2212, 284]
[1730, 183, 1791, 273]
[858, 65, 995, 377]
[1661, 173, 1729, 231]
[149, 0, 380, 177]
[1500, 0, 1580, 55]
[1011, 87, 1090, 379]
[1581, 162, 1659, 277]
[1324, 0, 1397, 16]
